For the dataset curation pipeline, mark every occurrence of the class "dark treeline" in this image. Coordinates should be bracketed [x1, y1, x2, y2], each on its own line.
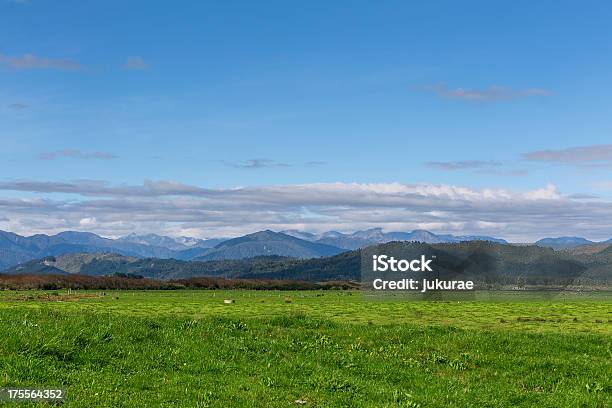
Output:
[0, 274, 359, 291]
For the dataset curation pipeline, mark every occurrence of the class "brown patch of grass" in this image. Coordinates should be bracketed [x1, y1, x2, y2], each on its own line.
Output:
[0, 274, 359, 291]
[6, 292, 102, 302]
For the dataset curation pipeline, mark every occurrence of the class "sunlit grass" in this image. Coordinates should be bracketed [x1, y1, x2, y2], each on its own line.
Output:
[0, 290, 609, 406]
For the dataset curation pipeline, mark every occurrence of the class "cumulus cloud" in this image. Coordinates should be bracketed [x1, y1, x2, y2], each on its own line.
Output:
[1, 179, 611, 241]
[524, 144, 612, 167]
[124, 56, 148, 70]
[37, 149, 117, 161]
[0, 53, 81, 70]
[426, 84, 551, 102]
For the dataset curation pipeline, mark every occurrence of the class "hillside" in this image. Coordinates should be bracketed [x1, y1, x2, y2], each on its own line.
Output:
[6, 254, 137, 276]
[563, 243, 612, 256]
[237, 241, 592, 286]
[6, 241, 609, 288]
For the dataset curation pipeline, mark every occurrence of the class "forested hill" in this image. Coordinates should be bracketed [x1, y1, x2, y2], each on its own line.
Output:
[5, 241, 609, 287]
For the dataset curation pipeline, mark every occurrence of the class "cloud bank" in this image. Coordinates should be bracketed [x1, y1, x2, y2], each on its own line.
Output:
[0, 179, 611, 242]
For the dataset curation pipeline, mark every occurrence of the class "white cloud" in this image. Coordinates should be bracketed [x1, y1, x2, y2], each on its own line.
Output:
[523, 183, 561, 200]
[79, 217, 98, 227]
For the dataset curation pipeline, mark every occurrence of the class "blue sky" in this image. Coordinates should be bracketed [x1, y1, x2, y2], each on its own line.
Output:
[1, 0, 612, 240]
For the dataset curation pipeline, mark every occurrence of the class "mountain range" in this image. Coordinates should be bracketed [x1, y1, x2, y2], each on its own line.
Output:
[2, 227, 612, 272]
[282, 228, 508, 249]
[0, 229, 345, 271]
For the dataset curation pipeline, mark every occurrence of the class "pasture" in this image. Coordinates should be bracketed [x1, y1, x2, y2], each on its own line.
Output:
[0, 290, 610, 407]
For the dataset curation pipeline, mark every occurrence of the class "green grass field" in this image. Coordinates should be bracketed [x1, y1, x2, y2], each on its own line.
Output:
[0, 290, 610, 407]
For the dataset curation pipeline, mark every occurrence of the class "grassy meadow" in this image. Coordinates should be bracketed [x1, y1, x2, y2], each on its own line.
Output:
[0, 290, 610, 407]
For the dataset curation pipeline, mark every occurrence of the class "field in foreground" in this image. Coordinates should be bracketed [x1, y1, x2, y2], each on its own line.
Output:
[0, 290, 610, 407]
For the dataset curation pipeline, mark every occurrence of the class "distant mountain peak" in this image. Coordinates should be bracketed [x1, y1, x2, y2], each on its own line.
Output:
[118, 232, 219, 251]
[320, 231, 346, 238]
[280, 230, 318, 241]
[196, 230, 344, 261]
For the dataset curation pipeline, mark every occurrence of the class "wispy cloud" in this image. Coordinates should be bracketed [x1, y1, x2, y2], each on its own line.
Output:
[524, 144, 612, 167]
[425, 83, 551, 102]
[426, 160, 503, 170]
[567, 193, 600, 199]
[591, 181, 612, 191]
[226, 159, 290, 169]
[124, 56, 148, 70]
[425, 160, 527, 176]
[7, 103, 28, 110]
[0, 53, 81, 71]
[305, 161, 326, 167]
[37, 149, 117, 161]
[473, 168, 529, 177]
